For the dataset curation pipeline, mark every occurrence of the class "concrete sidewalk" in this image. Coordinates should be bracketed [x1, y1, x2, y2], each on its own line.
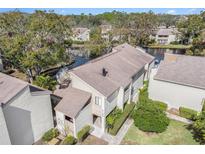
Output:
[166, 112, 193, 124]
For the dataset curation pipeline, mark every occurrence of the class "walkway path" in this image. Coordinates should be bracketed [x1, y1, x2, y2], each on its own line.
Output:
[101, 118, 133, 145]
[166, 112, 193, 124]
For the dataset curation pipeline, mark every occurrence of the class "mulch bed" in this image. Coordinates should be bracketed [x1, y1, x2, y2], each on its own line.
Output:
[167, 108, 180, 116]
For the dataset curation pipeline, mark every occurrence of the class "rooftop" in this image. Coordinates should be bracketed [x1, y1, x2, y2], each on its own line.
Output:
[0, 72, 51, 105]
[0, 72, 28, 105]
[154, 53, 205, 90]
[154, 27, 179, 36]
[54, 87, 91, 118]
[71, 43, 154, 97]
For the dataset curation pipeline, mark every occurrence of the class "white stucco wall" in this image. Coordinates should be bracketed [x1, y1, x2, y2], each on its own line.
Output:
[3, 87, 54, 145]
[0, 107, 11, 145]
[75, 103, 92, 137]
[149, 69, 205, 111]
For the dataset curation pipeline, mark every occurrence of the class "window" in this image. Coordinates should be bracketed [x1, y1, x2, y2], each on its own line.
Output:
[95, 96, 102, 106]
[65, 116, 73, 123]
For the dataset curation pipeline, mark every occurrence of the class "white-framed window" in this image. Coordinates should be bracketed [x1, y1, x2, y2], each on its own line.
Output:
[95, 96, 102, 106]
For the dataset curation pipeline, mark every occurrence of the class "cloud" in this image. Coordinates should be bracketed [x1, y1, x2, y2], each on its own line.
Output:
[166, 9, 176, 14]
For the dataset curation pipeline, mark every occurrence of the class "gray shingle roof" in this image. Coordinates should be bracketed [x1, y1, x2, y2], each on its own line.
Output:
[0, 73, 51, 105]
[71, 43, 154, 97]
[54, 87, 91, 118]
[0, 73, 28, 105]
[154, 53, 205, 90]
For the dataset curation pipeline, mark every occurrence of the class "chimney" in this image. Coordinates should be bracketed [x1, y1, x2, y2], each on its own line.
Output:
[102, 68, 108, 77]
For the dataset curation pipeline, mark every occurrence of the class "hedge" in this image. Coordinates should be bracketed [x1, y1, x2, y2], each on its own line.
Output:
[42, 128, 59, 142]
[61, 135, 77, 145]
[77, 125, 91, 142]
[179, 107, 198, 120]
[152, 100, 168, 111]
[108, 103, 135, 136]
[133, 102, 170, 133]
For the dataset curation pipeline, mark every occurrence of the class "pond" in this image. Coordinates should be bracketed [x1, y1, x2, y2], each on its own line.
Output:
[55, 55, 89, 82]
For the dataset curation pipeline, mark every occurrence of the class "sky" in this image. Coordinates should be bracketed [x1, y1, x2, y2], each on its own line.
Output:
[0, 8, 204, 15]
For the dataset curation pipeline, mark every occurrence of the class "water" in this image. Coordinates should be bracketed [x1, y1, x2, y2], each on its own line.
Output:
[56, 56, 89, 83]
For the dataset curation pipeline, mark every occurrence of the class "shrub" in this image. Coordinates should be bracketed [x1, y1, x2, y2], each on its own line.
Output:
[179, 107, 198, 120]
[189, 112, 205, 144]
[132, 102, 170, 133]
[152, 100, 168, 111]
[77, 125, 91, 142]
[106, 107, 122, 131]
[109, 103, 135, 135]
[33, 75, 57, 91]
[42, 128, 59, 142]
[61, 135, 77, 145]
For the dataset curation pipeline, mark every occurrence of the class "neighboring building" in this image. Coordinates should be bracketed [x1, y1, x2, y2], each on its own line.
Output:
[151, 26, 180, 45]
[53, 43, 154, 136]
[71, 27, 90, 42]
[149, 53, 205, 112]
[0, 73, 54, 145]
[100, 24, 112, 41]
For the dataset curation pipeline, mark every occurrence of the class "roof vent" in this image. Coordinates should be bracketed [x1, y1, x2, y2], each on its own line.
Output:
[102, 68, 108, 77]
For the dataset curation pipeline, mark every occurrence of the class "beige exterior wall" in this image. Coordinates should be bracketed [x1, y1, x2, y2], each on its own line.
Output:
[156, 34, 176, 45]
[70, 72, 105, 117]
[2, 87, 54, 145]
[0, 107, 11, 145]
[149, 68, 205, 111]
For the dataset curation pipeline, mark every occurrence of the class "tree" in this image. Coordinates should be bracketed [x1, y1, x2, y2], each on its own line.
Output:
[190, 112, 205, 144]
[85, 27, 110, 58]
[0, 10, 72, 81]
[177, 11, 205, 56]
[128, 11, 158, 46]
[33, 75, 57, 91]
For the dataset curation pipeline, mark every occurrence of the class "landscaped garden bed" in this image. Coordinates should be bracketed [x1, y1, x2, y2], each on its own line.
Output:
[106, 103, 135, 136]
[121, 119, 199, 145]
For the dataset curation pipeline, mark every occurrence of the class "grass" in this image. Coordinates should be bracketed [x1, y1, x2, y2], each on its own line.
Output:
[148, 44, 191, 49]
[122, 120, 199, 145]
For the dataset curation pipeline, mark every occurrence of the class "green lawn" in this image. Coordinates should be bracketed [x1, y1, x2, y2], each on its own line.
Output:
[121, 120, 199, 145]
[148, 44, 191, 49]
